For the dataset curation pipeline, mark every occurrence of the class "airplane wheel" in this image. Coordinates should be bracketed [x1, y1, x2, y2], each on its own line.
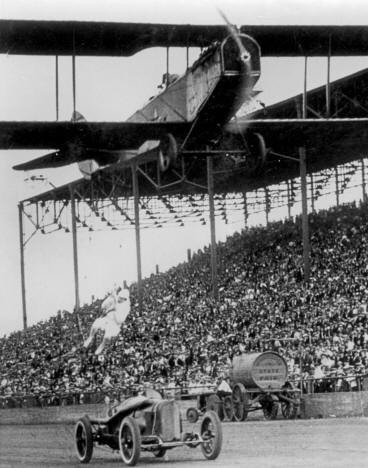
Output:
[74, 415, 93, 463]
[159, 133, 178, 171]
[245, 132, 267, 174]
[119, 416, 141, 466]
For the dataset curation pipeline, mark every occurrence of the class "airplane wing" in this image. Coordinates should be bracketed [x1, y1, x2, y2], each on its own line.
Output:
[227, 117, 368, 158]
[240, 25, 368, 56]
[2, 20, 368, 57]
[0, 121, 189, 149]
[0, 121, 190, 169]
[0, 20, 228, 56]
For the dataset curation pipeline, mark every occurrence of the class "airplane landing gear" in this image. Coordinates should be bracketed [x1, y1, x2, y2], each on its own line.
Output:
[158, 133, 178, 171]
[244, 132, 267, 175]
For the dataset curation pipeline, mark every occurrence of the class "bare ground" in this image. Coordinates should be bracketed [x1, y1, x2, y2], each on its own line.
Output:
[1, 417, 368, 468]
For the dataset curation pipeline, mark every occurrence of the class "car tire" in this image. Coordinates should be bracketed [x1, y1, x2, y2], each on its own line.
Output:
[200, 410, 223, 460]
[74, 415, 93, 463]
[119, 416, 141, 466]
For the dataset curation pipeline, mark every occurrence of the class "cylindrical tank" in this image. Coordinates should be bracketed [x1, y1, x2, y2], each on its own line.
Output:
[229, 352, 288, 390]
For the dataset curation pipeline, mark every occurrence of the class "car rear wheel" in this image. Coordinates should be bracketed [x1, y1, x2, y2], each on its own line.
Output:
[74, 415, 93, 463]
[119, 416, 141, 466]
[152, 447, 166, 457]
[200, 410, 223, 460]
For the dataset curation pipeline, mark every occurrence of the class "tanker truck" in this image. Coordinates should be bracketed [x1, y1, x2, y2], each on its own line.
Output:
[187, 352, 300, 422]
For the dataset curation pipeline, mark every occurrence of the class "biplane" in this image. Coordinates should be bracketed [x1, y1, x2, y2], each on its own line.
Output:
[2, 20, 368, 178]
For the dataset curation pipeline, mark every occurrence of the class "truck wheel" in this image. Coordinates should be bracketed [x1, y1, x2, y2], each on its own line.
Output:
[262, 396, 278, 420]
[281, 399, 298, 419]
[223, 395, 234, 421]
[206, 394, 224, 421]
[281, 383, 299, 419]
[232, 383, 248, 421]
[74, 415, 93, 463]
[200, 410, 223, 460]
[119, 416, 141, 466]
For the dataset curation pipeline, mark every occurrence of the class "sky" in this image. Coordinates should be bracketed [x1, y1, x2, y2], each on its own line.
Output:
[1, 0, 368, 336]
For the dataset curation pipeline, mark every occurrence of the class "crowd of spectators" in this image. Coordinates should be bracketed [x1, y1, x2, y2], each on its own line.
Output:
[2, 201, 368, 405]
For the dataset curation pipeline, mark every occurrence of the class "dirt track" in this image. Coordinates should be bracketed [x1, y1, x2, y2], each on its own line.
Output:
[1, 418, 368, 468]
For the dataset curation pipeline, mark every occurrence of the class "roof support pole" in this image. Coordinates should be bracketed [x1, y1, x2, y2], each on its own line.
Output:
[55, 55, 59, 121]
[18, 202, 27, 330]
[70, 185, 80, 311]
[361, 158, 367, 203]
[265, 187, 270, 225]
[72, 28, 76, 115]
[207, 155, 218, 300]
[310, 172, 315, 212]
[299, 147, 310, 283]
[242, 191, 248, 227]
[72, 54, 76, 116]
[132, 163, 143, 310]
[326, 35, 331, 118]
[286, 180, 292, 219]
[303, 56, 308, 118]
[166, 46, 170, 88]
[334, 166, 340, 206]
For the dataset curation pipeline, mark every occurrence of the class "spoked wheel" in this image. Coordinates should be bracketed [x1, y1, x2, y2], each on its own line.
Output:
[280, 388, 299, 419]
[206, 394, 224, 421]
[281, 398, 298, 419]
[200, 410, 223, 460]
[74, 415, 93, 463]
[232, 383, 248, 421]
[119, 416, 141, 466]
[186, 407, 199, 423]
[262, 396, 279, 420]
[223, 395, 234, 421]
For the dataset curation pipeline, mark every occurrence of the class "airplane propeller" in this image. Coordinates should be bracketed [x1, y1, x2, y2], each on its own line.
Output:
[217, 8, 255, 114]
[217, 8, 251, 67]
[217, 9, 267, 174]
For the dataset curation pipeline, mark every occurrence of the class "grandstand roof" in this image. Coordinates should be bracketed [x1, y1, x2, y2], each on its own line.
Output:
[23, 67, 368, 204]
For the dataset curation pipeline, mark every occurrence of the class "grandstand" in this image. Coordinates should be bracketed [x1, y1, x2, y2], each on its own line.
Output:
[2, 200, 368, 407]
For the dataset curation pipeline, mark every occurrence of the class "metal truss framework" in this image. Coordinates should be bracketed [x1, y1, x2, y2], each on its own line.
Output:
[18, 156, 368, 327]
[19, 159, 367, 240]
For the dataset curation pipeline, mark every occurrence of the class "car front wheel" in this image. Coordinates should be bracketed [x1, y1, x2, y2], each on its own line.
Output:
[119, 416, 141, 466]
[200, 410, 223, 460]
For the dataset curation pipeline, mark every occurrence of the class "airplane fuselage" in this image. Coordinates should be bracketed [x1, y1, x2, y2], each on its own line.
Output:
[128, 33, 261, 150]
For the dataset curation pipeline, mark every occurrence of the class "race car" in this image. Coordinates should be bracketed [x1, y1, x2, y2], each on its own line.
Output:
[74, 393, 222, 465]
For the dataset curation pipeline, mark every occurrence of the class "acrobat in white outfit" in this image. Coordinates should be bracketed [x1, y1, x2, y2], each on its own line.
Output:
[83, 286, 130, 355]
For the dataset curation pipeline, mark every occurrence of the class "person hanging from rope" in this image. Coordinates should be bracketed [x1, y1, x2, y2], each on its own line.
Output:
[83, 285, 131, 355]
